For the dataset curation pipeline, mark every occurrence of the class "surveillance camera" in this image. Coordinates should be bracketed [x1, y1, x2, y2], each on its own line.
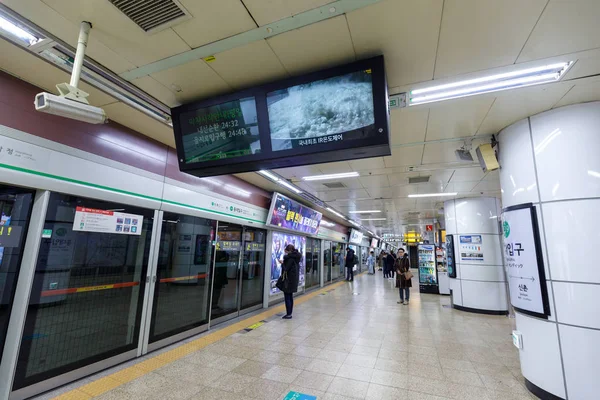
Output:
[35, 92, 108, 124]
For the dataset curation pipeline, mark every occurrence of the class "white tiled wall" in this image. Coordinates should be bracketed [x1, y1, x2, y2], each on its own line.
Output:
[559, 324, 600, 400]
[461, 280, 507, 311]
[553, 281, 600, 329]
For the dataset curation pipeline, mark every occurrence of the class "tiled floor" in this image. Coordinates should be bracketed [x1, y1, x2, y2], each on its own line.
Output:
[39, 272, 536, 400]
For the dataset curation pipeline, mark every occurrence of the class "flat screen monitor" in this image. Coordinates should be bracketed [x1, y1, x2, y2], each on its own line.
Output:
[172, 56, 390, 177]
[371, 238, 378, 248]
[349, 229, 364, 244]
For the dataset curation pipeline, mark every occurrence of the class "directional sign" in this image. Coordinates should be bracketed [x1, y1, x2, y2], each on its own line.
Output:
[502, 203, 550, 318]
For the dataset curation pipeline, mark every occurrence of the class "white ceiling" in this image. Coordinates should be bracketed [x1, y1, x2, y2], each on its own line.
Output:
[1, 0, 600, 236]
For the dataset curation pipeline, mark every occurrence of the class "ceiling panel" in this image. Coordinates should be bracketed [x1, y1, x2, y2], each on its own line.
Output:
[562, 48, 600, 80]
[150, 59, 231, 104]
[450, 166, 486, 182]
[346, 0, 443, 87]
[364, 186, 392, 198]
[243, 0, 335, 26]
[131, 76, 180, 108]
[266, 16, 355, 75]
[390, 107, 429, 145]
[0, 39, 116, 107]
[40, 0, 191, 67]
[103, 102, 174, 146]
[3, 0, 136, 74]
[434, 0, 546, 78]
[301, 179, 364, 191]
[483, 170, 500, 182]
[477, 82, 573, 135]
[359, 174, 390, 188]
[317, 188, 370, 202]
[554, 77, 600, 108]
[317, 161, 353, 174]
[274, 165, 323, 179]
[425, 96, 495, 141]
[421, 138, 486, 164]
[388, 172, 420, 187]
[472, 180, 501, 192]
[383, 145, 424, 168]
[517, 1, 600, 63]
[445, 181, 478, 193]
[207, 40, 288, 90]
[172, 0, 257, 48]
[348, 157, 386, 171]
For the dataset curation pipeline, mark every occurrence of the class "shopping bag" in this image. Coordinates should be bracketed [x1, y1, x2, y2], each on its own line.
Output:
[353, 265, 357, 271]
[276, 271, 288, 292]
[404, 270, 414, 280]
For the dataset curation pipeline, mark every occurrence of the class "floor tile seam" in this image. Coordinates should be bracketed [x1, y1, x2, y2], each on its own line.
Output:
[52, 277, 354, 400]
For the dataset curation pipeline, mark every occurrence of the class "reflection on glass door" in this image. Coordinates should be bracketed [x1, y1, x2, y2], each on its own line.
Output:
[211, 224, 242, 321]
[0, 185, 34, 364]
[305, 238, 320, 289]
[240, 228, 266, 311]
[323, 240, 332, 282]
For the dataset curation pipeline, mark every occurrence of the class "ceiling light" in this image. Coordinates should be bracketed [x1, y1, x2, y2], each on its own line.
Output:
[408, 193, 458, 198]
[349, 220, 361, 226]
[360, 218, 387, 221]
[349, 210, 381, 214]
[258, 170, 280, 181]
[409, 62, 571, 105]
[303, 172, 359, 181]
[321, 220, 336, 227]
[0, 15, 40, 46]
[277, 179, 302, 194]
[326, 207, 345, 219]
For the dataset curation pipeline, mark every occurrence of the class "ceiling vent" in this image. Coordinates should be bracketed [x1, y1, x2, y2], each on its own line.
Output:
[322, 182, 346, 189]
[109, 0, 191, 34]
[408, 176, 430, 184]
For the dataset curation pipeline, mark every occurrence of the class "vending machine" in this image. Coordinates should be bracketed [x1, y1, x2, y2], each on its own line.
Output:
[418, 244, 439, 294]
[436, 246, 450, 295]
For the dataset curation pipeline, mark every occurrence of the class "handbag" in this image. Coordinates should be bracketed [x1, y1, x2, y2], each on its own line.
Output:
[403, 270, 414, 280]
[276, 271, 288, 292]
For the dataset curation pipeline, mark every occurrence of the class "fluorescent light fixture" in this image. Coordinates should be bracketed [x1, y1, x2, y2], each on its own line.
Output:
[367, 230, 374, 235]
[349, 210, 381, 214]
[349, 220, 361, 226]
[0, 15, 40, 46]
[258, 170, 280, 181]
[588, 170, 600, 179]
[408, 193, 458, 198]
[360, 218, 387, 221]
[326, 207, 345, 219]
[277, 179, 302, 194]
[303, 172, 359, 181]
[321, 220, 336, 227]
[409, 62, 571, 105]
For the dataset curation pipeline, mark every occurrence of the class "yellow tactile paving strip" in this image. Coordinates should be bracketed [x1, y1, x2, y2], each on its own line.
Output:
[52, 276, 360, 400]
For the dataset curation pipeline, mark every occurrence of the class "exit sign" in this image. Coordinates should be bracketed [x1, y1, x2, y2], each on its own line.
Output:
[426, 225, 433, 231]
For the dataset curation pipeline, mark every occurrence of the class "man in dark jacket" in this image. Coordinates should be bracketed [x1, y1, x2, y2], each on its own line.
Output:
[345, 248, 356, 281]
[385, 252, 396, 280]
[279, 244, 301, 319]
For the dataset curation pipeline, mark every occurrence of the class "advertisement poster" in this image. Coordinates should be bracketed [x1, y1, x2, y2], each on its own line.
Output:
[73, 207, 143, 235]
[459, 235, 484, 262]
[270, 231, 306, 295]
[502, 205, 550, 317]
[349, 229, 364, 244]
[267, 193, 322, 235]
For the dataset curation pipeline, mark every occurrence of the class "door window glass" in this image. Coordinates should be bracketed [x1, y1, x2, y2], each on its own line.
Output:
[0, 186, 34, 361]
[240, 228, 266, 310]
[14, 193, 154, 389]
[211, 224, 242, 320]
[149, 213, 216, 343]
[305, 238, 320, 289]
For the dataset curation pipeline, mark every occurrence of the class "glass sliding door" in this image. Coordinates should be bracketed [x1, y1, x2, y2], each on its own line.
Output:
[324, 240, 332, 283]
[0, 185, 34, 364]
[305, 238, 320, 290]
[331, 242, 345, 281]
[14, 193, 154, 390]
[148, 213, 216, 345]
[211, 224, 267, 323]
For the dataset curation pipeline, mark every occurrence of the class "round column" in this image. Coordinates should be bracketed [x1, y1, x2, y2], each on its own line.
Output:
[498, 101, 600, 400]
[444, 197, 507, 314]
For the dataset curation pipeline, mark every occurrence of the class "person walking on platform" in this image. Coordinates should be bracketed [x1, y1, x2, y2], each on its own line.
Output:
[396, 248, 412, 304]
[345, 247, 356, 281]
[385, 251, 396, 280]
[367, 251, 375, 274]
[277, 244, 301, 319]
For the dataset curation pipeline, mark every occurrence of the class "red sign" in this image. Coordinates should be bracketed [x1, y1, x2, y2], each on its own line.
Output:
[426, 225, 433, 232]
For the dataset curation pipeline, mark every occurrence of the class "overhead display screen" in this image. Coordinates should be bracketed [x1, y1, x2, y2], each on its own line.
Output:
[267, 70, 375, 151]
[172, 56, 390, 177]
[178, 97, 261, 163]
[266, 192, 322, 235]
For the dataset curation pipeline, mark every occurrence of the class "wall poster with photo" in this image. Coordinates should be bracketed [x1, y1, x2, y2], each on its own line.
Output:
[270, 231, 306, 295]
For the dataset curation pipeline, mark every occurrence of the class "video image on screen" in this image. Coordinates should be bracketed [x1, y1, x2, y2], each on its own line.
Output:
[267, 70, 375, 151]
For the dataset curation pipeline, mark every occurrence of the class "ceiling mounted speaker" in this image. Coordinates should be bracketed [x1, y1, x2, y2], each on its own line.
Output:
[476, 143, 499, 172]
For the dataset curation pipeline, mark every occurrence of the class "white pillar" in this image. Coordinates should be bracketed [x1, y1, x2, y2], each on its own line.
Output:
[497, 101, 600, 400]
[444, 197, 507, 314]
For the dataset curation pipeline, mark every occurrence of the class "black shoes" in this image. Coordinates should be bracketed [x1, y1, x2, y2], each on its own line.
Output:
[282, 315, 292, 319]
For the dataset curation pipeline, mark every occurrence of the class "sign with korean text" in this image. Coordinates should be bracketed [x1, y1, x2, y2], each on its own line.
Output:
[267, 193, 322, 235]
[73, 207, 144, 236]
[502, 204, 550, 318]
[459, 235, 484, 262]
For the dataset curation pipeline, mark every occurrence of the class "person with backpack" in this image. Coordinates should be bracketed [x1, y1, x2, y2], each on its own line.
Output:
[276, 244, 301, 319]
[345, 247, 356, 281]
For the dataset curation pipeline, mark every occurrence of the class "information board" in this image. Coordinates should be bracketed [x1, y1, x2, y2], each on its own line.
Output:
[459, 235, 484, 262]
[73, 207, 143, 235]
[178, 97, 261, 163]
[349, 229, 364, 244]
[267, 193, 322, 235]
[502, 203, 550, 318]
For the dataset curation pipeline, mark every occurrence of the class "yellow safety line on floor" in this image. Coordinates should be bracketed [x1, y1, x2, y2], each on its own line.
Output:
[52, 275, 362, 400]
